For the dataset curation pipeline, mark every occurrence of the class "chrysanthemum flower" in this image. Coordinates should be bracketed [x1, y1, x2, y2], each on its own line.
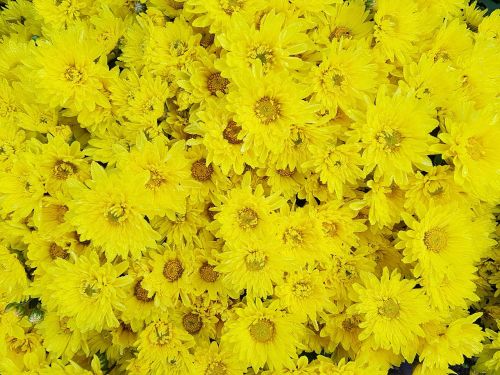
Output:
[66, 162, 160, 260]
[0, 245, 28, 304]
[35, 252, 131, 333]
[194, 341, 246, 375]
[349, 268, 431, 360]
[221, 299, 304, 372]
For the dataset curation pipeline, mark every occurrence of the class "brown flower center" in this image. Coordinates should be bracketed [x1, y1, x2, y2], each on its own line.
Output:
[329, 26, 352, 40]
[163, 259, 184, 281]
[53, 160, 77, 180]
[49, 243, 69, 259]
[276, 168, 294, 177]
[237, 207, 259, 229]
[282, 226, 304, 246]
[199, 262, 219, 283]
[207, 72, 229, 95]
[64, 65, 84, 84]
[222, 120, 243, 144]
[191, 159, 214, 181]
[134, 280, 154, 302]
[182, 312, 203, 334]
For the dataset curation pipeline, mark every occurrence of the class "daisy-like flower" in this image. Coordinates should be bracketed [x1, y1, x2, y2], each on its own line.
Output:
[217, 10, 311, 74]
[355, 86, 438, 185]
[304, 141, 364, 199]
[35, 252, 131, 333]
[216, 236, 288, 299]
[212, 173, 285, 245]
[66, 162, 160, 260]
[221, 299, 303, 372]
[309, 40, 385, 114]
[322, 308, 364, 352]
[419, 313, 485, 372]
[141, 247, 193, 309]
[38, 136, 89, 195]
[0, 245, 28, 304]
[28, 24, 111, 112]
[435, 104, 500, 203]
[194, 341, 246, 375]
[397, 205, 493, 276]
[349, 268, 431, 361]
[226, 64, 318, 158]
[373, 0, 424, 62]
[134, 319, 195, 374]
[117, 137, 192, 220]
[275, 267, 336, 328]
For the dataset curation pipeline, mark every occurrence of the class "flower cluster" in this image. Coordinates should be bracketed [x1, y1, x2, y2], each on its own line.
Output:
[0, 0, 499, 374]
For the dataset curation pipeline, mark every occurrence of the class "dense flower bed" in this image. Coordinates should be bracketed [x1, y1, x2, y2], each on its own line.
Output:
[0, 0, 499, 374]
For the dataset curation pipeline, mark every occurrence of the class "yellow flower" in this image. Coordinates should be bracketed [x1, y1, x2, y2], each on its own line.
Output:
[194, 341, 246, 375]
[356, 86, 438, 185]
[66, 162, 160, 260]
[216, 236, 288, 299]
[35, 252, 131, 333]
[349, 268, 431, 361]
[227, 64, 318, 157]
[0, 245, 28, 304]
[28, 24, 111, 112]
[221, 299, 303, 372]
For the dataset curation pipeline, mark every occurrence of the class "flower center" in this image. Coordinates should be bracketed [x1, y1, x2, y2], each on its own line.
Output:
[341, 315, 361, 331]
[248, 45, 274, 66]
[83, 282, 101, 297]
[146, 167, 166, 189]
[220, 0, 244, 15]
[282, 226, 304, 246]
[378, 14, 398, 31]
[245, 250, 267, 271]
[377, 130, 402, 152]
[53, 160, 77, 180]
[163, 259, 184, 281]
[151, 321, 172, 345]
[322, 221, 338, 237]
[191, 159, 214, 182]
[276, 168, 294, 177]
[292, 280, 313, 298]
[205, 360, 228, 375]
[329, 26, 351, 40]
[207, 72, 229, 95]
[64, 65, 84, 84]
[182, 312, 203, 334]
[425, 180, 444, 196]
[134, 280, 154, 302]
[423, 228, 448, 253]
[237, 207, 259, 229]
[170, 39, 188, 56]
[378, 298, 400, 318]
[106, 204, 128, 224]
[53, 204, 69, 223]
[199, 262, 219, 282]
[254, 96, 281, 124]
[249, 318, 275, 343]
[331, 72, 345, 86]
[222, 120, 243, 144]
[49, 243, 69, 259]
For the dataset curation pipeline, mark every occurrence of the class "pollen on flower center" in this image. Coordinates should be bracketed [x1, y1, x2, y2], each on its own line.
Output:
[151, 321, 172, 345]
[191, 159, 214, 181]
[331, 72, 345, 86]
[276, 168, 294, 177]
[146, 168, 166, 189]
[163, 259, 184, 281]
[254, 96, 281, 125]
[378, 298, 400, 318]
[237, 207, 259, 229]
[134, 280, 154, 302]
[106, 203, 128, 224]
[182, 312, 203, 334]
[207, 72, 229, 95]
[249, 318, 275, 343]
[53, 160, 77, 179]
[49, 243, 69, 259]
[377, 130, 403, 151]
[64, 65, 84, 84]
[199, 262, 219, 282]
[220, 0, 244, 15]
[222, 120, 243, 144]
[292, 280, 313, 298]
[283, 226, 304, 246]
[245, 250, 267, 271]
[342, 315, 361, 331]
[205, 360, 228, 375]
[423, 228, 448, 253]
[330, 26, 352, 40]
